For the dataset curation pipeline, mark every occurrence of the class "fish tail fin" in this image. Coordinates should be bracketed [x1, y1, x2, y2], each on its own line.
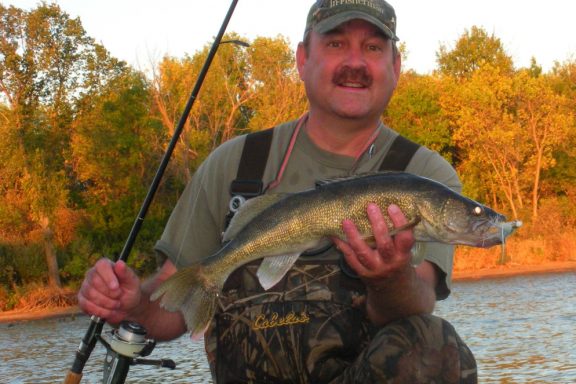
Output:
[151, 265, 221, 338]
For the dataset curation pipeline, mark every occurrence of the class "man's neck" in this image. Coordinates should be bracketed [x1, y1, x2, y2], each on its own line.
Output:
[305, 112, 381, 158]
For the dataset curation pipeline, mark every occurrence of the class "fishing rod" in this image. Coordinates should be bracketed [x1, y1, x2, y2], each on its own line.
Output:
[63, 1, 240, 382]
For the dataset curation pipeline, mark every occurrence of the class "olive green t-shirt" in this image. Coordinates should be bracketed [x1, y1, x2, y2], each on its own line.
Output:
[154, 118, 461, 298]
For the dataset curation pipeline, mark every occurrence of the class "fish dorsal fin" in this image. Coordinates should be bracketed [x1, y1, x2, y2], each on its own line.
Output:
[314, 174, 357, 187]
[257, 253, 301, 290]
[315, 171, 409, 188]
[223, 193, 289, 242]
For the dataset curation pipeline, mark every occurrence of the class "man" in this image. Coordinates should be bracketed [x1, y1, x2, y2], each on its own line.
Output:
[78, 1, 478, 382]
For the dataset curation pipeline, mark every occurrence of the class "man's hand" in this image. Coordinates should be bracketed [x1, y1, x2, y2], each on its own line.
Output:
[333, 203, 414, 286]
[77, 259, 142, 324]
[78, 258, 187, 340]
[333, 203, 437, 325]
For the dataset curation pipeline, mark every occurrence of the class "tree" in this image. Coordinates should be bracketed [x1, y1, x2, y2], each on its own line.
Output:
[0, 3, 127, 287]
[440, 64, 525, 218]
[245, 36, 306, 130]
[436, 26, 514, 79]
[150, 34, 307, 183]
[439, 57, 574, 222]
[544, 59, 576, 201]
[384, 71, 454, 162]
[150, 33, 253, 183]
[72, 70, 166, 264]
[514, 71, 573, 219]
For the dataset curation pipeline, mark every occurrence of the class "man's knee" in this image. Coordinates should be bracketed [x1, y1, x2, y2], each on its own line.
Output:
[363, 314, 477, 383]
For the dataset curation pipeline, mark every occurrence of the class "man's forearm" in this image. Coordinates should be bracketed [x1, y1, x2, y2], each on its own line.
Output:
[125, 263, 187, 341]
[125, 288, 187, 341]
[365, 260, 437, 326]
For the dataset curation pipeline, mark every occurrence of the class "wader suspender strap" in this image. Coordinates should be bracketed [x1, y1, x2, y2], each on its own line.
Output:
[378, 134, 420, 171]
[225, 128, 274, 228]
[231, 130, 421, 196]
[230, 128, 274, 198]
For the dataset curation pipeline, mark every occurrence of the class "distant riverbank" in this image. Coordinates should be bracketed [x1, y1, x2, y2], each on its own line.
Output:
[452, 260, 576, 281]
[1, 261, 575, 324]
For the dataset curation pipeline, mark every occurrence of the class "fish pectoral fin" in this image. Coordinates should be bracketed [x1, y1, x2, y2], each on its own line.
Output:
[410, 242, 427, 266]
[257, 253, 301, 290]
[151, 265, 221, 338]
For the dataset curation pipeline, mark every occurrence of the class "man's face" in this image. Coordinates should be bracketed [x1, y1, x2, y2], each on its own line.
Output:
[297, 19, 401, 123]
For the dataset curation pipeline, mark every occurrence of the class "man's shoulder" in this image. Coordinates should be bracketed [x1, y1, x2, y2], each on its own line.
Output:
[377, 126, 460, 191]
[209, 120, 299, 159]
[408, 144, 461, 192]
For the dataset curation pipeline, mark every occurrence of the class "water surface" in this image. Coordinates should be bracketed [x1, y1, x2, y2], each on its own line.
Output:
[1, 272, 574, 383]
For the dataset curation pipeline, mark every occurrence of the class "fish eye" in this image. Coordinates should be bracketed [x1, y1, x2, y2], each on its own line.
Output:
[472, 206, 483, 216]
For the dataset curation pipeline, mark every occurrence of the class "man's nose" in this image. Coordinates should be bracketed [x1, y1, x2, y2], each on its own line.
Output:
[342, 45, 367, 68]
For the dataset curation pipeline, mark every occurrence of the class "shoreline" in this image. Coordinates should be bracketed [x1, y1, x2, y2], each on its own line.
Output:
[0, 305, 84, 323]
[1, 261, 575, 324]
[452, 260, 576, 281]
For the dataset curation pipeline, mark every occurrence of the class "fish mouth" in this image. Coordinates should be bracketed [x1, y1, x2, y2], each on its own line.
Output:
[472, 220, 522, 248]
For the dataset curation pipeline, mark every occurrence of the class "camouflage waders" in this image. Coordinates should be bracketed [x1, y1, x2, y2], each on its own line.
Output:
[204, 259, 477, 383]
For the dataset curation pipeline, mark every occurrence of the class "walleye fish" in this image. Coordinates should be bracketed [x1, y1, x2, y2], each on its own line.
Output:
[151, 172, 521, 337]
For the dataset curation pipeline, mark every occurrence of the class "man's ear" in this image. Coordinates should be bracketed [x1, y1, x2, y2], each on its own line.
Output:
[296, 42, 307, 80]
[394, 51, 402, 79]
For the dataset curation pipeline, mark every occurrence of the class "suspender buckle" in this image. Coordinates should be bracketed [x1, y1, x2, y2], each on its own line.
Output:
[229, 179, 265, 198]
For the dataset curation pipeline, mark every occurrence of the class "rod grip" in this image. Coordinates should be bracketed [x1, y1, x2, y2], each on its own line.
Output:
[63, 370, 82, 384]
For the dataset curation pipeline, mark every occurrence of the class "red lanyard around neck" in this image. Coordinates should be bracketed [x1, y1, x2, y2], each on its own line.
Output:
[266, 113, 308, 191]
[266, 114, 381, 191]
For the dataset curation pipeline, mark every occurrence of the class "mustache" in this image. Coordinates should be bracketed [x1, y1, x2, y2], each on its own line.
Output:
[332, 66, 373, 87]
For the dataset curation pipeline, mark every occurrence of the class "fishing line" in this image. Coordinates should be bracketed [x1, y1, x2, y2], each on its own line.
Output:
[500, 223, 507, 262]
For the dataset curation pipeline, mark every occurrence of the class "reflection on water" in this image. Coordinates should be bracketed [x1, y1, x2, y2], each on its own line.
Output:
[435, 272, 576, 383]
[1, 272, 574, 383]
[1, 316, 212, 383]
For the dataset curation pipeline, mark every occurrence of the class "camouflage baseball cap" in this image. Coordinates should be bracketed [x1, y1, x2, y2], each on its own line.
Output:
[304, 0, 399, 41]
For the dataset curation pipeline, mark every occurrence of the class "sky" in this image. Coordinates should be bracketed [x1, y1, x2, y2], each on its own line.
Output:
[5, 0, 576, 75]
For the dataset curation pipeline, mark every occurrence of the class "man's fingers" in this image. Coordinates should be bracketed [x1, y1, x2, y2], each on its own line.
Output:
[333, 237, 363, 273]
[78, 258, 124, 318]
[388, 217, 421, 236]
[387, 204, 408, 226]
[77, 295, 124, 323]
[114, 260, 140, 290]
[79, 270, 121, 309]
[366, 203, 395, 257]
[94, 258, 120, 291]
[387, 204, 415, 252]
[336, 204, 417, 278]
[337, 220, 375, 271]
[78, 286, 120, 312]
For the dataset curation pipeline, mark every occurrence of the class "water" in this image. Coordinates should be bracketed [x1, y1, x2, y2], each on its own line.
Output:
[435, 272, 576, 383]
[1, 272, 574, 383]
